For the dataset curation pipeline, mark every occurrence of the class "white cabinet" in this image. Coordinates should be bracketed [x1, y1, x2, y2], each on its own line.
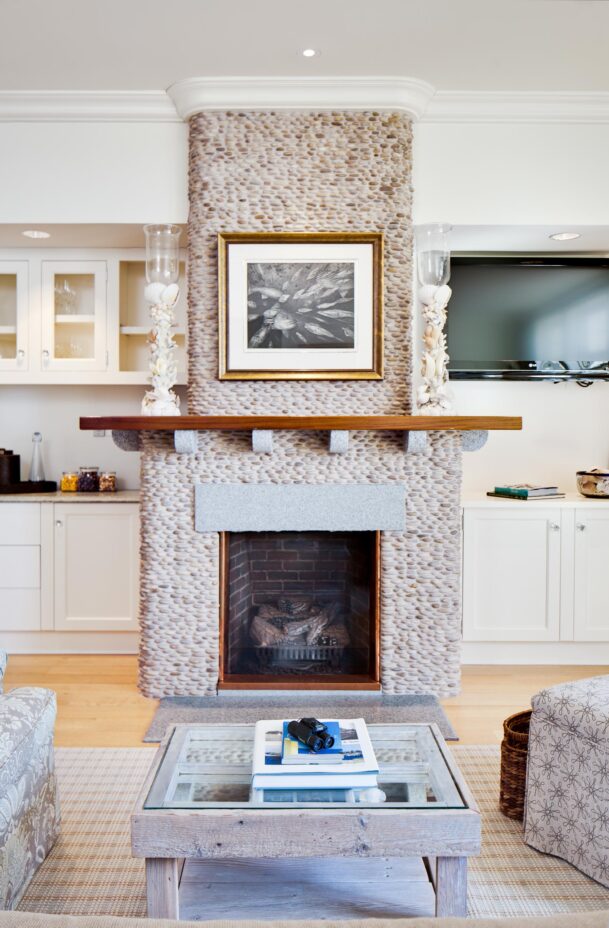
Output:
[463, 508, 561, 642]
[53, 503, 139, 631]
[0, 248, 187, 385]
[0, 261, 29, 372]
[0, 500, 139, 638]
[41, 260, 107, 371]
[463, 500, 609, 646]
[573, 508, 609, 641]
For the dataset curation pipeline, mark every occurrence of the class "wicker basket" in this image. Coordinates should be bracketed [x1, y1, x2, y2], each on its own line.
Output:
[499, 709, 532, 821]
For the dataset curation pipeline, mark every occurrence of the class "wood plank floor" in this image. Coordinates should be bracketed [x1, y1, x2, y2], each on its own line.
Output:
[3, 655, 607, 747]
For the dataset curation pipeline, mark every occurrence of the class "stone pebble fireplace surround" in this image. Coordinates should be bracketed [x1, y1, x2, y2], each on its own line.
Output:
[126, 109, 482, 698]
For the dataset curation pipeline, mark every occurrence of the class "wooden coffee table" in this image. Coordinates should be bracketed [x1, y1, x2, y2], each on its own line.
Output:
[132, 723, 480, 920]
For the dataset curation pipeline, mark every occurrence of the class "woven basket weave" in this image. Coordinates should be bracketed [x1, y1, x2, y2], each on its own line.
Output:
[499, 709, 532, 821]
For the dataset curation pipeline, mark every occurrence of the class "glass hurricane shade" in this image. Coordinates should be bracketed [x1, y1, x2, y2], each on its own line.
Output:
[143, 224, 181, 285]
[416, 223, 452, 287]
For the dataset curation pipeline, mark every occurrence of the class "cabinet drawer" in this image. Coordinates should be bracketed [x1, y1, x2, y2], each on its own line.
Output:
[0, 545, 40, 587]
[0, 589, 40, 630]
[0, 504, 40, 545]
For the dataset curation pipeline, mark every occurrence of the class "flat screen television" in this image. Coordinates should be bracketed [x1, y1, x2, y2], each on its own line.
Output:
[446, 256, 609, 381]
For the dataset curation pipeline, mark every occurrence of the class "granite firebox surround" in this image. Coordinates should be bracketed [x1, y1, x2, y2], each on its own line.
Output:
[136, 110, 465, 698]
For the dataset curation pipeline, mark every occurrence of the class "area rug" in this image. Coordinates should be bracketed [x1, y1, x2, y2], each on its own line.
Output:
[143, 693, 458, 742]
[18, 746, 609, 919]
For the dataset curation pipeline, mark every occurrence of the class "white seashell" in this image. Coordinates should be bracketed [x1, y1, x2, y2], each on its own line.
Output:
[161, 283, 179, 306]
[418, 285, 438, 305]
[145, 282, 166, 304]
[434, 284, 452, 306]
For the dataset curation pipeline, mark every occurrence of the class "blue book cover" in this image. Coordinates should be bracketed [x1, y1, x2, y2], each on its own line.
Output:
[282, 721, 343, 764]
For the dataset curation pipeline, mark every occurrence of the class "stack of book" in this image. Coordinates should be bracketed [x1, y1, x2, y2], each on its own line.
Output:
[252, 718, 379, 791]
[487, 484, 565, 501]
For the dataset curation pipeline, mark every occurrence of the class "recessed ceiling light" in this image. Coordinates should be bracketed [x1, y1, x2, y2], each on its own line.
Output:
[549, 232, 581, 242]
[302, 48, 318, 57]
[22, 230, 50, 239]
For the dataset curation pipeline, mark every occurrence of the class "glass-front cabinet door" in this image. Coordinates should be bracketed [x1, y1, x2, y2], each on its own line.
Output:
[0, 262, 29, 372]
[41, 261, 107, 371]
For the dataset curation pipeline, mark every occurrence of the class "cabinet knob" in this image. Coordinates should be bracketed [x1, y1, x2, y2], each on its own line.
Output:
[549, 522, 560, 532]
[17, 349, 25, 361]
[42, 349, 50, 366]
[576, 523, 586, 532]
[55, 520, 62, 528]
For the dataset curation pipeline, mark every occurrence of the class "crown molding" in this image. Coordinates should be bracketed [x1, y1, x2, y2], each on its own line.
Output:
[167, 76, 436, 121]
[2, 84, 609, 125]
[0, 91, 180, 122]
[422, 90, 609, 124]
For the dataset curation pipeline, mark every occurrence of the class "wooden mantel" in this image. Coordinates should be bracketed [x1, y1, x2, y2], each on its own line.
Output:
[80, 415, 521, 432]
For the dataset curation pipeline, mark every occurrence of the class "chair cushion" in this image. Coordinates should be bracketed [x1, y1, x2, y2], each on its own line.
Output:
[532, 675, 609, 744]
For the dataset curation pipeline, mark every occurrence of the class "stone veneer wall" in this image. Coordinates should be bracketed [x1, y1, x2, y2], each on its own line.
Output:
[138, 111, 463, 698]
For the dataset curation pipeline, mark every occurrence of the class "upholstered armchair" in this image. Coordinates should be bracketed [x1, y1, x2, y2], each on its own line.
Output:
[0, 650, 60, 909]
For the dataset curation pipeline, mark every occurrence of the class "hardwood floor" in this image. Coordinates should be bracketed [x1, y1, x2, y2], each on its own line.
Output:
[3, 655, 607, 747]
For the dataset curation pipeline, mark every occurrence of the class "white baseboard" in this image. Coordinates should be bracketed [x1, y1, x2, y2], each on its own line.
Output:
[3, 632, 139, 654]
[461, 641, 609, 664]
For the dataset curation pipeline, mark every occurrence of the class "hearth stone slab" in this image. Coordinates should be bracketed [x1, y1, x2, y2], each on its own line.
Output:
[194, 482, 406, 532]
[143, 693, 458, 743]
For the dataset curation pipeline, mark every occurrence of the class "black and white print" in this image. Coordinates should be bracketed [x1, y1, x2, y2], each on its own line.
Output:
[247, 262, 355, 350]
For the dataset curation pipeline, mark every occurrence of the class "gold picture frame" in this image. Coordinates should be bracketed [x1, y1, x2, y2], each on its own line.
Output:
[218, 231, 383, 381]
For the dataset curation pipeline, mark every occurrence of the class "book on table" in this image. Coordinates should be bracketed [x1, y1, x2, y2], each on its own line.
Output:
[493, 484, 560, 498]
[252, 718, 379, 789]
[487, 491, 566, 501]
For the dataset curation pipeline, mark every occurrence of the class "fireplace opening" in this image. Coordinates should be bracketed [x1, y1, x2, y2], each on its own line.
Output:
[219, 531, 380, 690]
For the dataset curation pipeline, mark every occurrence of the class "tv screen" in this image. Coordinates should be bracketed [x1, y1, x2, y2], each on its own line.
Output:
[446, 257, 609, 380]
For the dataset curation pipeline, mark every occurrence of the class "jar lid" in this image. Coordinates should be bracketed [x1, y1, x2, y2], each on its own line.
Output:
[79, 466, 99, 471]
[100, 470, 116, 475]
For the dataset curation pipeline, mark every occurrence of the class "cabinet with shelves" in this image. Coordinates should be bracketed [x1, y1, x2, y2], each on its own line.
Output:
[0, 262, 29, 372]
[0, 248, 187, 385]
[463, 497, 609, 651]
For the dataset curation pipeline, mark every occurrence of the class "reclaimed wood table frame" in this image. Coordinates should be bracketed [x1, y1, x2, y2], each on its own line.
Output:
[131, 723, 480, 920]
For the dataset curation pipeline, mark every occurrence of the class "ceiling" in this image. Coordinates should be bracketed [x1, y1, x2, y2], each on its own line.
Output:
[1, 0, 608, 94]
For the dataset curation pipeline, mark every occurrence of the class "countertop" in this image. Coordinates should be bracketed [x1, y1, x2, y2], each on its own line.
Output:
[462, 492, 609, 508]
[0, 490, 140, 503]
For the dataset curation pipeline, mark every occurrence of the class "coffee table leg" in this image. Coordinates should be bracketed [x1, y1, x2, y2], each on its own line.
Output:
[435, 856, 467, 917]
[146, 857, 179, 918]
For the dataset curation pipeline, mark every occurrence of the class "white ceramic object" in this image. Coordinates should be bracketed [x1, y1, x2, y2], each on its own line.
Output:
[417, 283, 454, 414]
[141, 283, 181, 417]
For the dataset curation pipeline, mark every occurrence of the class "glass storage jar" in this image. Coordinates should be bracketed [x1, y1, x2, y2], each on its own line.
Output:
[77, 466, 99, 492]
[60, 471, 78, 492]
[99, 471, 116, 493]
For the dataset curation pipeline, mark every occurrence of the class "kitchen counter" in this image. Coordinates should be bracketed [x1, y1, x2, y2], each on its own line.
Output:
[0, 490, 140, 503]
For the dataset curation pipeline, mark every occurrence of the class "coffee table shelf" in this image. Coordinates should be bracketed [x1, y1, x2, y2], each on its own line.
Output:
[132, 722, 480, 920]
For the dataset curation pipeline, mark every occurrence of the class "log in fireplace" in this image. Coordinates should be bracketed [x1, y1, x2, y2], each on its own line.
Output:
[219, 531, 381, 689]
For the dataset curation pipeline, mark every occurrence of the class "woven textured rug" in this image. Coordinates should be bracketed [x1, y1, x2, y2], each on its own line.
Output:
[18, 746, 609, 919]
[143, 694, 458, 742]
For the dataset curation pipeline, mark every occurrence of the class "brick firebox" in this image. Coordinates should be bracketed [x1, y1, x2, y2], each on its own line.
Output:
[219, 531, 381, 689]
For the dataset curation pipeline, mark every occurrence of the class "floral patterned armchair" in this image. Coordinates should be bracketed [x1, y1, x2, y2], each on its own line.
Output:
[0, 650, 60, 908]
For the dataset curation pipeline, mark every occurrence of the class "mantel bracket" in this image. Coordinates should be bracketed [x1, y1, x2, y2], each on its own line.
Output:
[252, 430, 274, 454]
[329, 430, 349, 454]
[174, 431, 198, 454]
[461, 429, 488, 452]
[112, 430, 142, 452]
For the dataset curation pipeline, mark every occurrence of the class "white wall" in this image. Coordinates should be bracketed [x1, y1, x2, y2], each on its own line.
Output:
[0, 385, 186, 489]
[0, 122, 188, 223]
[413, 119, 609, 490]
[413, 122, 609, 226]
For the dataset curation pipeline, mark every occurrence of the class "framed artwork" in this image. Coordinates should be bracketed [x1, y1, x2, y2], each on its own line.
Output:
[218, 232, 383, 380]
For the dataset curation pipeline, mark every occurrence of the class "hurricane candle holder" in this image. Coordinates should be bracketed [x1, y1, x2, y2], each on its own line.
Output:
[141, 223, 182, 416]
[416, 223, 453, 414]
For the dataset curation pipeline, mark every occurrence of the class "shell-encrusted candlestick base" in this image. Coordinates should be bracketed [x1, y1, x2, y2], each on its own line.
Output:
[417, 283, 454, 415]
[141, 282, 181, 417]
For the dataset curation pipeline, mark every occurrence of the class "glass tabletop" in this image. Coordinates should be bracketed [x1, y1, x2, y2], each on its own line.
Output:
[144, 723, 467, 811]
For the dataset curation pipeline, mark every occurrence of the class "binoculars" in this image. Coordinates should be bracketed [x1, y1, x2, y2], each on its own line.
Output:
[287, 717, 335, 753]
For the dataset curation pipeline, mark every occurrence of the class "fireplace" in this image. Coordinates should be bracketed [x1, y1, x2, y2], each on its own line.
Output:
[219, 531, 381, 689]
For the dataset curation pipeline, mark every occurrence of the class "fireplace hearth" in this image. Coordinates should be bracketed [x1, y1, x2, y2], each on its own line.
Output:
[220, 531, 380, 689]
